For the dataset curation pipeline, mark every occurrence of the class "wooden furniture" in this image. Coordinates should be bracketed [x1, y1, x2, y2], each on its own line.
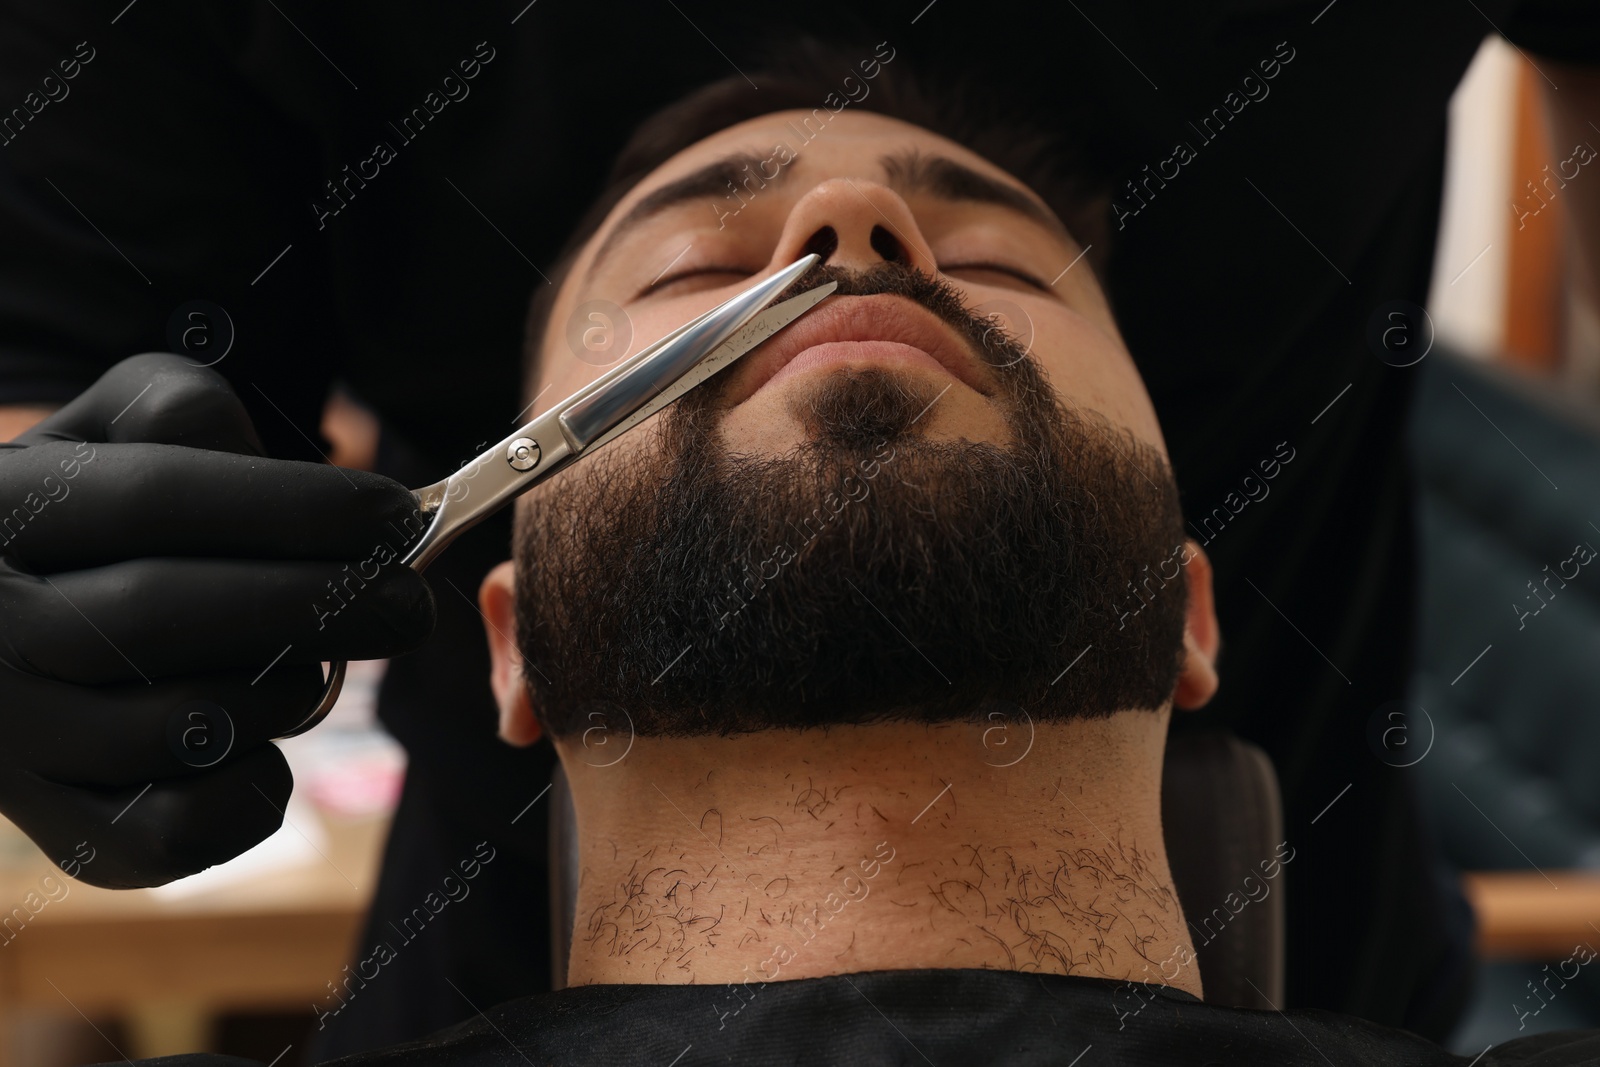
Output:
[0, 812, 385, 1061]
[1504, 57, 1567, 371]
[1463, 870, 1600, 961]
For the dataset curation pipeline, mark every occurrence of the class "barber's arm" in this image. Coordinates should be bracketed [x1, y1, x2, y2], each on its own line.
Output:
[0, 2, 424, 887]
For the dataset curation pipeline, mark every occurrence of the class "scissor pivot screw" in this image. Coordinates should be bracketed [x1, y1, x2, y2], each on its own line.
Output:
[507, 437, 541, 471]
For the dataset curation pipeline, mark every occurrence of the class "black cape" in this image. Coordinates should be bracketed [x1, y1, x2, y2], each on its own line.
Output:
[103, 970, 1600, 1066]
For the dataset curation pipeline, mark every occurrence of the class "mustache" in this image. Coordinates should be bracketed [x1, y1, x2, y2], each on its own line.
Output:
[764, 260, 1036, 383]
[673, 259, 1050, 453]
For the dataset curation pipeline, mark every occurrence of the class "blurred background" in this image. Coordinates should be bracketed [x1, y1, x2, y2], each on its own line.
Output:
[1414, 29, 1600, 1055]
[1414, 35, 1600, 1058]
[0, 31, 1595, 1067]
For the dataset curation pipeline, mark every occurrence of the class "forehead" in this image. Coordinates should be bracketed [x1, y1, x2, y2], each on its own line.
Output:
[643, 108, 1029, 203]
[571, 109, 1055, 278]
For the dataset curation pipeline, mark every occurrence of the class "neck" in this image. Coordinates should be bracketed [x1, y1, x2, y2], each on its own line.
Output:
[555, 712, 1201, 998]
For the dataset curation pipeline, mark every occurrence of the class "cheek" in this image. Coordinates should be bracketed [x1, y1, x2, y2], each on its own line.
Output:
[536, 297, 731, 415]
[1031, 316, 1163, 449]
[537, 358, 592, 410]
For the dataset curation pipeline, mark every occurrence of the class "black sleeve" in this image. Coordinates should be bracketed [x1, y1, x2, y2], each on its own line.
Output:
[1503, 1, 1600, 64]
[0, 1, 344, 460]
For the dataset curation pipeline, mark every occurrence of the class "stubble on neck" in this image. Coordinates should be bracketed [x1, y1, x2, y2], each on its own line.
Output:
[559, 716, 1201, 998]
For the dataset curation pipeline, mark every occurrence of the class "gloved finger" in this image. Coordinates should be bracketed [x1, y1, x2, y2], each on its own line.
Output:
[0, 440, 426, 573]
[8, 660, 325, 786]
[0, 556, 434, 684]
[0, 744, 293, 889]
[10, 352, 264, 455]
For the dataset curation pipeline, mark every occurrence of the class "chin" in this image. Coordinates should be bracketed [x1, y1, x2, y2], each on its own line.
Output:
[718, 367, 1012, 455]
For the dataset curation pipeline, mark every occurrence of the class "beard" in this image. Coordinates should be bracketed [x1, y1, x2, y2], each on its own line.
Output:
[514, 262, 1189, 739]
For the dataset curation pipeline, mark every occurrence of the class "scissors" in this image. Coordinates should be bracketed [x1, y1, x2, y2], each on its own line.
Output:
[277, 254, 834, 738]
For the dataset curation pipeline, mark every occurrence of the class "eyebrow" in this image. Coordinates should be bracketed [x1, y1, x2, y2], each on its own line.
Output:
[877, 148, 1068, 240]
[588, 145, 1070, 274]
[590, 151, 784, 271]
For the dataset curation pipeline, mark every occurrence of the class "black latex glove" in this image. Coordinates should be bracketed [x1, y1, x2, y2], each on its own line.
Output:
[0, 353, 435, 888]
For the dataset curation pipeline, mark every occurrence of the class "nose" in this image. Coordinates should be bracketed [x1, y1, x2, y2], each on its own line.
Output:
[767, 178, 940, 277]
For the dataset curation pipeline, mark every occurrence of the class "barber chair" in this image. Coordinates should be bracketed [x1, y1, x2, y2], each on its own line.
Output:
[547, 728, 1286, 1009]
[1158, 729, 1286, 1009]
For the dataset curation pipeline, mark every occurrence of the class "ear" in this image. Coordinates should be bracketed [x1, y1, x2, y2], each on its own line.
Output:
[478, 560, 542, 746]
[1172, 540, 1221, 710]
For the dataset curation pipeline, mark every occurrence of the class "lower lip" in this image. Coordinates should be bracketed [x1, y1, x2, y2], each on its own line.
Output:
[760, 340, 953, 394]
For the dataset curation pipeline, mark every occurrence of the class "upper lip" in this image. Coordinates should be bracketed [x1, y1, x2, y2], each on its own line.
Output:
[722, 293, 994, 405]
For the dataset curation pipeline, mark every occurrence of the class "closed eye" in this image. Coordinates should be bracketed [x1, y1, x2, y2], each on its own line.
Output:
[636, 266, 752, 299]
[941, 261, 1052, 293]
[640, 261, 1054, 298]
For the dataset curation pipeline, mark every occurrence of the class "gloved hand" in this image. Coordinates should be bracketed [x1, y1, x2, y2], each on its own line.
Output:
[0, 353, 435, 888]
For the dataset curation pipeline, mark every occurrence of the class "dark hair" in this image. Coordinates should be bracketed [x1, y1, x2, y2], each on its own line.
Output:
[522, 38, 1115, 392]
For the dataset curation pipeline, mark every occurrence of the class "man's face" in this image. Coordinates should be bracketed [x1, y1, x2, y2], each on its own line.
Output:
[531, 110, 1163, 461]
[512, 109, 1192, 739]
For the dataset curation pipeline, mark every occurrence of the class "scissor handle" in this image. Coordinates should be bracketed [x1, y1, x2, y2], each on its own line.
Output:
[278, 659, 348, 738]
[272, 476, 458, 740]
[269, 485, 471, 740]
[274, 501, 431, 740]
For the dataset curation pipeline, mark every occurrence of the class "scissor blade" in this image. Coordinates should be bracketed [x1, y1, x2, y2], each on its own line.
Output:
[579, 281, 838, 456]
[559, 255, 818, 449]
